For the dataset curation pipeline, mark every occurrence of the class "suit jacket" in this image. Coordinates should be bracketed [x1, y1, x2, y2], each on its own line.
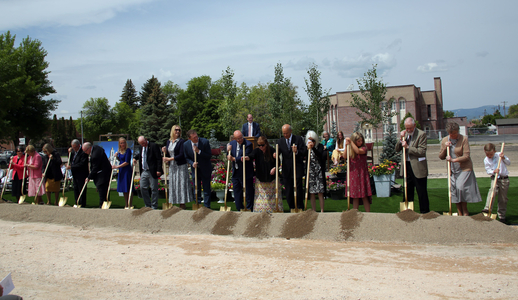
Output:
[45, 150, 63, 181]
[241, 122, 261, 138]
[228, 139, 254, 179]
[87, 145, 112, 185]
[136, 141, 163, 179]
[71, 148, 89, 180]
[278, 134, 307, 179]
[165, 139, 187, 166]
[184, 137, 212, 178]
[395, 128, 428, 178]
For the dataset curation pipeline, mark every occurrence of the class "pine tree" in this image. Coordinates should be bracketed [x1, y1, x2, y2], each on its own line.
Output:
[139, 76, 160, 107]
[379, 124, 400, 164]
[50, 114, 58, 146]
[56, 117, 68, 147]
[140, 83, 175, 146]
[120, 79, 139, 111]
[67, 117, 77, 142]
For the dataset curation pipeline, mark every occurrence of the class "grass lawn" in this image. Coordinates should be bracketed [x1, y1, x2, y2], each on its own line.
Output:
[4, 177, 516, 224]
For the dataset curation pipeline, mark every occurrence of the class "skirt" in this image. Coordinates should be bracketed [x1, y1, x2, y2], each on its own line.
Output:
[451, 170, 482, 204]
[253, 180, 283, 213]
[45, 178, 61, 193]
[168, 161, 193, 204]
[28, 177, 46, 197]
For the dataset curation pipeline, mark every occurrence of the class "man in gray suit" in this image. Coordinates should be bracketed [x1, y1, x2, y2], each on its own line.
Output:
[395, 117, 430, 213]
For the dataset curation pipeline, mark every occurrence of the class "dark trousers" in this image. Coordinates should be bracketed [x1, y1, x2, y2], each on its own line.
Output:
[192, 170, 211, 208]
[232, 175, 254, 211]
[96, 180, 109, 208]
[406, 161, 430, 213]
[283, 175, 304, 209]
[73, 176, 87, 207]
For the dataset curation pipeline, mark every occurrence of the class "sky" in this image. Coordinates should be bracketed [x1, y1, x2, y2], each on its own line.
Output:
[2, 0, 517, 120]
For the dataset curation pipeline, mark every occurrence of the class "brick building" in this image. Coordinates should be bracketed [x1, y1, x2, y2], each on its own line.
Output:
[325, 77, 445, 142]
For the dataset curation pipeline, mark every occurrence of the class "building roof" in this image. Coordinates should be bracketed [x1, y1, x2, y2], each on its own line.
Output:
[496, 118, 518, 125]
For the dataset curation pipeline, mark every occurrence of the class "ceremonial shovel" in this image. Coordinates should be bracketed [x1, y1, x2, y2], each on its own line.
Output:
[73, 180, 89, 208]
[31, 156, 52, 205]
[101, 147, 115, 209]
[443, 146, 457, 216]
[58, 152, 72, 206]
[1, 160, 13, 201]
[304, 148, 311, 211]
[291, 144, 302, 213]
[241, 148, 249, 212]
[126, 163, 136, 209]
[346, 144, 351, 211]
[192, 152, 202, 210]
[219, 158, 231, 211]
[162, 150, 172, 210]
[273, 144, 283, 213]
[400, 136, 414, 212]
[18, 154, 28, 203]
[484, 143, 505, 220]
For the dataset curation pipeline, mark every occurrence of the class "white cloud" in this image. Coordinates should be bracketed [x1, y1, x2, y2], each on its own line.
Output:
[285, 57, 317, 71]
[0, 0, 156, 29]
[416, 61, 449, 73]
[332, 52, 397, 78]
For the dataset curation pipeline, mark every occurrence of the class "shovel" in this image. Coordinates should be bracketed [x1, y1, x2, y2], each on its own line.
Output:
[346, 144, 351, 211]
[484, 143, 505, 220]
[400, 136, 414, 211]
[31, 156, 52, 205]
[18, 154, 28, 204]
[162, 150, 172, 210]
[304, 148, 311, 211]
[274, 144, 283, 213]
[101, 147, 115, 209]
[74, 180, 89, 208]
[192, 152, 202, 210]
[58, 152, 72, 206]
[291, 144, 302, 213]
[443, 146, 457, 216]
[241, 146, 250, 212]
[1, 160, 13, 201]
[220, 158, 231, 211]
[126, 163, 136, 209]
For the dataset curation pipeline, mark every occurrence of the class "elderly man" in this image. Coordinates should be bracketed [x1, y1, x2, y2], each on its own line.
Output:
[82, 142, 112, 208]
[68, 139, 89, 207]
[241, 114, 261, 138]
[133, 136, 163, 209]
[227, 130, 254, 211]
[183, 129, 212, 208]
[395, 117, 430, 213]
[277, 124, 307, 210]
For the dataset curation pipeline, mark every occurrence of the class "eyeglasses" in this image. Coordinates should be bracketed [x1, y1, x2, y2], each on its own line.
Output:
[16, 150, 22, 152]
[309, 139, 315, 142]
[258, 144, 265, 147]
[175, 129, 181, 132]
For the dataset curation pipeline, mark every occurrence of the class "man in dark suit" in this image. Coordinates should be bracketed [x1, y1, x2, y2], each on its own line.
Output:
[134, 136, 163, 209]
[68, 139, 89, 207]
[82, 142, 112, 208]
[184, 129, 212, 208]
[241, 114, 261, 138]
[395, 117, 430, 213]
[227, 130, 254, 211]
[277, 124, 307, 210]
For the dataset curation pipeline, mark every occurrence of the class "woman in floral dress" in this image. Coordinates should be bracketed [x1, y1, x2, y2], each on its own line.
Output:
[306, 130, 326, 212]
[345, 132, 372, 212]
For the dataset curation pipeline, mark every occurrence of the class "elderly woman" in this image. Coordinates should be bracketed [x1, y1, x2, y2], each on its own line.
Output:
[10, 146, 27, 202]
[25, 145, 45, 205]
[306, 130, 326, 212]
[162, 125, 192, 210]
[42, 144, 63, 205]
[331, 131, 345, 165]
[248, 136, 282, 212]
[113, 137, 133, 208]
[439, 122, 482, 216]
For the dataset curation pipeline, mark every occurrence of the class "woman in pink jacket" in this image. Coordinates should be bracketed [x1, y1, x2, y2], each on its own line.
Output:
[25, 145, 45, 205]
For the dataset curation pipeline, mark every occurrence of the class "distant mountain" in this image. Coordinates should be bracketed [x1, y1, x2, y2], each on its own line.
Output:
[448, 105, 505, 120]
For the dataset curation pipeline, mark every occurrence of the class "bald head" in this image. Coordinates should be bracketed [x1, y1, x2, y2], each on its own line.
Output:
[138, 136, 148, 147]
[404, 117, 416, 134]
[234, 130, 244, 144]
[82, 142, 92, 155]
[282, 124, 292, 139]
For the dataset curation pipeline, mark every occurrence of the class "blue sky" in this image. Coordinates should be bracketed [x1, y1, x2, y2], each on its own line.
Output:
[2, 0, 517, 119]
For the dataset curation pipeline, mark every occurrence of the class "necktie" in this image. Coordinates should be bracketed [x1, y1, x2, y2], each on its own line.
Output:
[143, 147, 147, 170]
[249, 123, 252, 137]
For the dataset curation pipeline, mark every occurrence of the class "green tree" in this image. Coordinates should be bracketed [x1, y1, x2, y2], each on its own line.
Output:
[139, 76, 160, 107]
[0, 31, 60, 145]
[51, 114, 59, 146]
[78, 97, 114, 142]
[379, 124, 400, 164]
[507, 104, 518, 119]
[481, 109, 503, 125]
[218, 67, 239, 137]
[177, 75, 212, 134]
[303, 63, 331, 136]
[350, 65, 396, 161]
[443, 110, 454, 118]
[140, 83, 175, 145]
[67, 117, 77, 143]
[120, 79, 139, 111]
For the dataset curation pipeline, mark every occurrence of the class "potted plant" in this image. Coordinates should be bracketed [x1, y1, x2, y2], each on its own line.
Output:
[329, 163, 347, 181]
[327, 177, 345, 200]
[368, 159, 397, 197]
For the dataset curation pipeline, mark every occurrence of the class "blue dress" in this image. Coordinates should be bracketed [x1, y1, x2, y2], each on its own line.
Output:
[117, 148, 133, 193]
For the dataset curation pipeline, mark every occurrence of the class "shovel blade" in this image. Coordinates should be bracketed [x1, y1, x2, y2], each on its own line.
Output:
[73, 204, 81, 208]
[400, 202, 414, 212]
[483, 212, 498, 220]
[58, 197, 67, 207]
[220, 206, 231, 211]
[192, 203, 202, 210]
[101, 201, 112, 209]
[18, 196, 26, 204]
[290, 208, 302, 213]
[240, 208, 250, 212]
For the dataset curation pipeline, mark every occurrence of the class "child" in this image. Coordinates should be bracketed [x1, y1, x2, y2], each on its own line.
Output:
[482, 143, 510, 223]
[345, 132, 372, 212]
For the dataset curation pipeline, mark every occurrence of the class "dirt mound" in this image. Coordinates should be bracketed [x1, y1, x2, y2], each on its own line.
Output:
[471, 213, 493, 222]
[211, 211, 240, 235]
[192, 206, 213, 222]
[280, 210, 319, 239]
[243, 212, 271, 238]
[132, 207, 153, 217]
[161, 206, 182, 219]
[396, 209, 421, 222]
[421, 211, 441, 219]
[341, 209, 363, 240]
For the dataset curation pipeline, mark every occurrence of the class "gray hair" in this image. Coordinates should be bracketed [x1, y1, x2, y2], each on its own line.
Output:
[445, 122, 460, 133]
[71, 139, 80, 146]
[305, 130, 319, 145]
[404, 117, 416, 126]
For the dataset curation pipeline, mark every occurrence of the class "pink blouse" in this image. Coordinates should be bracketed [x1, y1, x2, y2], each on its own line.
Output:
[28, 152, 43, 179]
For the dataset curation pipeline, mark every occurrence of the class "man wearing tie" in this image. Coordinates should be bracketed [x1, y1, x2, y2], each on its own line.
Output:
[184, 129, 212, 208]
[68, 139, 89, 207]
[241, 114, 261, 138]
[395, 117, 430, 213]
[277, 124, 307, 210]
[82, 142, 112, 208]
[227, 130, 254, 211]
[134, 136, 163, 209]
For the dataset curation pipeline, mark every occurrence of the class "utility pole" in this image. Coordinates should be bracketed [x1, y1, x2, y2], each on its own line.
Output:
[502, 101, 508, 116]
[80, 110, 84, 144]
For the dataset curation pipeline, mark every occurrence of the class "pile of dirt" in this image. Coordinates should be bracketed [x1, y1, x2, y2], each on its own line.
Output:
[421, 211, 441, 219]
[211, 211, 240, 235]
[243, 212, 271, 238]
[192, 206, 213, 222]
[471, 213, 493, 222]
[280, 210, 319, 239]
[396, 209, 421, 223]
[161, 206, 182, 219]
[131, 207, 153, 217]
[340, 209, 363, 240]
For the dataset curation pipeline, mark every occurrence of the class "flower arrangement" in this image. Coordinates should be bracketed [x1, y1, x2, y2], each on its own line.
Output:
[133, 178, 166, 191]
[211, 161, 229, 190]
[329, 163, 347, 175]
[211, 182, 226, 190]
[327, 177, 345, 191]
[368, 159, 398, 176]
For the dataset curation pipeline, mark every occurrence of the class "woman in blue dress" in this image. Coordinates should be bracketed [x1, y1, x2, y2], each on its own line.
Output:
[113, 137, 133, 208]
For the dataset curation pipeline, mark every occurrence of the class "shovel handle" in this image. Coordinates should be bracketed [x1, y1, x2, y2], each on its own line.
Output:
[62, 151, 71, 197]
[487, 143, 505, 216]
[1, 160, 13, 200]
[293, 145, 297, 210]
[305, 148, 311, 211]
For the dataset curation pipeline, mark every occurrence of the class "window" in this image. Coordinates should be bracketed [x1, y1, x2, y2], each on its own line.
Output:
[399, 99, 406, 110]
[427, 105, 432, 118]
